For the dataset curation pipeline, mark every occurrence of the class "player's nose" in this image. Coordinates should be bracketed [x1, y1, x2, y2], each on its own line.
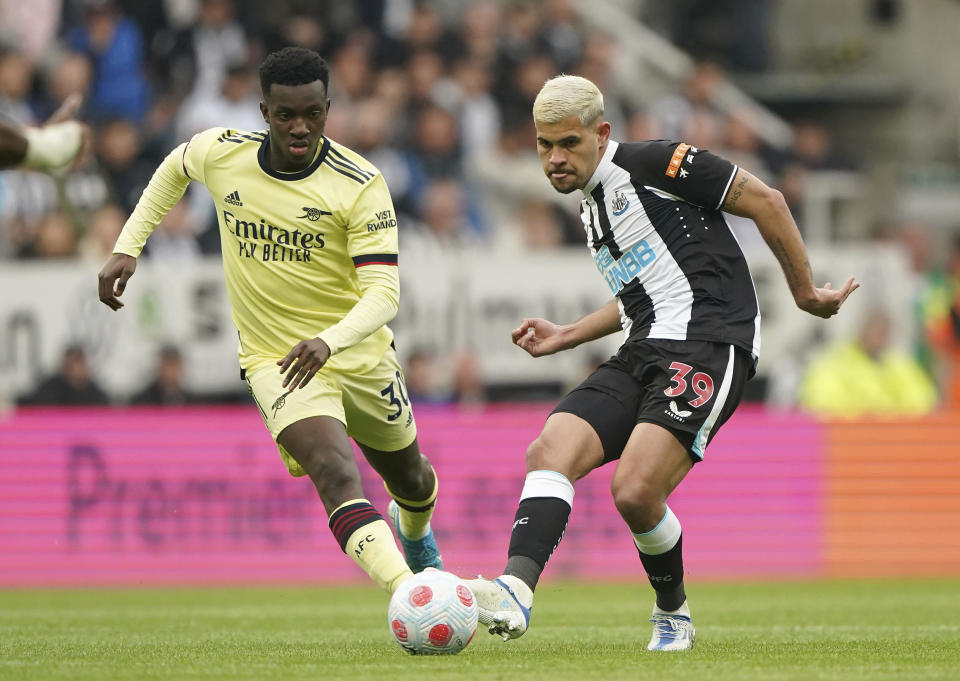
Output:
[290, 117, 309, 136]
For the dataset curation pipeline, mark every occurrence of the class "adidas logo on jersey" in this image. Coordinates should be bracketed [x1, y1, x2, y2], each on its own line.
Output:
[224, 190, 243, 206]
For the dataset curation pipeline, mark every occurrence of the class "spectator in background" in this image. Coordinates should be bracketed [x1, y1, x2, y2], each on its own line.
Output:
[175, 62, 264, 141]
[351, 97, 416, 219]
[0, 48, 36, 123]
[454, 1, 501, 67]
[404, 179, 483, 256]
[142, 201, 202, 261]
[448, 57, 500, 160]
[403, 348, 448, 404]
[452, 349, 486, 405]
[648, 60, 725, 143]
[641, 0, 770, 73]
[399, 2, 460, 64]
[19, 344, 109, 405]
[259, 6, 332, 56]
[791, 121, 853, 172]
[38, 52, 94, 122]
[78, 202, 125, 264]
[494, 0, 548, 107]
[130, 345, 196, 405]
[95, 118, 156, 214]
[65, 0, 150, 122]
[776, 121, 855, 225]
[408, 104, 461, 180]
[920, 235, 960, 409]
[0, 0, 62, 64]
[404, 49, 447, 115]
[572, 33, 627, 135]
[540, 0, 582, 73]
[799, 307, 937, 417]
[184, 0, 249, 99]
[151, 0, 248, 100]
[20, 210, 77, 258]
[328, 36, 375, 117]
[494, 198, 576, 252]
[717, 109, 774, 184]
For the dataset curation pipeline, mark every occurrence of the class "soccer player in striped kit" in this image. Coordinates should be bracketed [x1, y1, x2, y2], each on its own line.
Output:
[468, 75, 859, 651]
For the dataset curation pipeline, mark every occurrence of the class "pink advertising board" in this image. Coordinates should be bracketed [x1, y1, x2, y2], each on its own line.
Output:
[0, 406, 823, 586]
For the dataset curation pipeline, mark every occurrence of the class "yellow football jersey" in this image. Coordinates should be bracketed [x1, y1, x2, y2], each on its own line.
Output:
[117, 127, 399, 374]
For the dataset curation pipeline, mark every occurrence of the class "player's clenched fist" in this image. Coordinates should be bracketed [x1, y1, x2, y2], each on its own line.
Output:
[278, 337, 331, 389]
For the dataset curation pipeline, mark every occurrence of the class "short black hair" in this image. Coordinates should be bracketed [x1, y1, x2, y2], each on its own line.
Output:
[259, 47, 330, 97]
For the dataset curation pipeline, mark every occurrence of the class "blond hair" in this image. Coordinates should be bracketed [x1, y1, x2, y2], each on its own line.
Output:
[532, 74, 604, 126]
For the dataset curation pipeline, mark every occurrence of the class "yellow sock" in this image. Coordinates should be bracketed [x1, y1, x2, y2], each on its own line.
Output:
[385, 472, 438, 539]
[330, 498, 413, 593]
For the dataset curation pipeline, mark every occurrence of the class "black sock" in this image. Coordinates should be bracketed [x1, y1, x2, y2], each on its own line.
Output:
[637, 533, 686, 611]
[504, 496, 572, 592]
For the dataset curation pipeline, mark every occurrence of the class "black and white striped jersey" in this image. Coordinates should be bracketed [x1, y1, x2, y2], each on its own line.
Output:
[579, 139, 761, 361]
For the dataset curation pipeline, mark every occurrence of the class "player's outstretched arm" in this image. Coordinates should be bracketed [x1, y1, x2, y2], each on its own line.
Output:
[721, 168, 859, 319]
[96, 142, 195, 311]
[98, 254, 138, 311]
[1, 94, 90, 171]
[513, 300, 621, 357]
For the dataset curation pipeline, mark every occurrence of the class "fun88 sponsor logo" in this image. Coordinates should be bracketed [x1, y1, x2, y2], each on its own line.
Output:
[594, 241, 657, 294]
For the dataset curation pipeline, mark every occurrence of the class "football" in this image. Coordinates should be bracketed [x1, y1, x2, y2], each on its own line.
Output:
[387, 570, 478, 655]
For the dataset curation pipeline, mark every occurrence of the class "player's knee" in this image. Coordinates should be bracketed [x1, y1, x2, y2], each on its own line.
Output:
[611, 477, 662, 527]
[298, 445, 359, 493]
[385, 454, 434, 497]
[525, 436, 558, 471]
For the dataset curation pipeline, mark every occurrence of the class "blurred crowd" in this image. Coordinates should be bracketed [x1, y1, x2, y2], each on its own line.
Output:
[3, 0, 958, 415]
[1, 0, 853, 261]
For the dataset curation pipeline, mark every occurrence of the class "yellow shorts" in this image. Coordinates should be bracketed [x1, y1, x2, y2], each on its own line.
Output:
[245, 347, 418, 476]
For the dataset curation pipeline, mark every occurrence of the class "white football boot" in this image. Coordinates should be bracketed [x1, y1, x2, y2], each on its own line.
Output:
[647, 601, 695, 651]
[466, 576, 532, 641]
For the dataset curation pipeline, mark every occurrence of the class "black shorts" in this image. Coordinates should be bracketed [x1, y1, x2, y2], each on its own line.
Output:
[552, 339, 753, 464]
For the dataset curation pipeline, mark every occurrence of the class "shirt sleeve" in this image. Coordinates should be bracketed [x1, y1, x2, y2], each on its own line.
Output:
[316, 172, 401, 355]
[344, 173, 400, 267]
[632, 140, 739, 211]
[112, 143, 191, 257]
[113, 129, 219, 257]
[317, 264, 400, 355]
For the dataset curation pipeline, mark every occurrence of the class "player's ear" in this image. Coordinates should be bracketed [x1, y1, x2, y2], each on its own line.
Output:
[596, 121, 611, 144]
[259, 101, 268, 122]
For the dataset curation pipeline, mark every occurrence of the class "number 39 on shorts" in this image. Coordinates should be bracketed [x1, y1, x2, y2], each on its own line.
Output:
[664, 361, 715, 407]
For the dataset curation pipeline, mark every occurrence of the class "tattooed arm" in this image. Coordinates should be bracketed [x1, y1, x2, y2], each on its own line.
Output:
[721, 168, 859, 319]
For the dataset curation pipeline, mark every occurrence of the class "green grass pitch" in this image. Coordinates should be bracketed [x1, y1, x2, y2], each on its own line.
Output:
[2, 579, 958, 681]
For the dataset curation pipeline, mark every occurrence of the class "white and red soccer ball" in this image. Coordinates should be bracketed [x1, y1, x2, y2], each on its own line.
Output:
[387, 570, 478, 655]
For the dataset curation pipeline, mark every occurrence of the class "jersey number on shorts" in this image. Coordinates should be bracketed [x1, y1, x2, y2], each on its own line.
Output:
[381, 371, 410, 421]
[664, 361, 715, 407]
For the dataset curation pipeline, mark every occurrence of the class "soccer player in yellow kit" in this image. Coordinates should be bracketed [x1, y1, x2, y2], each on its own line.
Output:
[97, 47, 442, 594]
